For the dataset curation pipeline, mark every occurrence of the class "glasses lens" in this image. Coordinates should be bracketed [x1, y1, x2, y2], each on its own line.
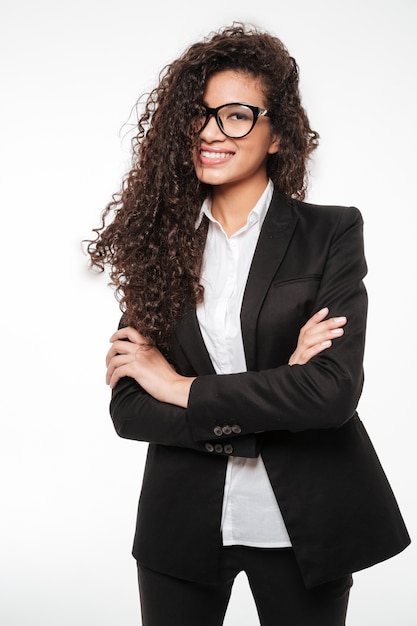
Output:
[218, 104, 254, 138]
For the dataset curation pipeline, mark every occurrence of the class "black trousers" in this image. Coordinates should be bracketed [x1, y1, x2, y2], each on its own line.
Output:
[137, 547, 352, 626]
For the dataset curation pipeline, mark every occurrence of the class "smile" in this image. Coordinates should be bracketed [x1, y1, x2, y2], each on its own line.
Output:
[200, 150, 233, 160]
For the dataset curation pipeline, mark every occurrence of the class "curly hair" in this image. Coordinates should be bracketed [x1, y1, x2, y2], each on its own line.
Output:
[86, 22, 319, 352]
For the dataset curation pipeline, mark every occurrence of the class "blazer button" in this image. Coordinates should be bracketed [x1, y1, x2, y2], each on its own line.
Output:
[224, 444, 233, 455]
[205, 443, 214, 452]
[213, 426, 223, 437]
[231, 425, 242, 434]
[214, 444, 223, 453]
[222, 425, 232, 435]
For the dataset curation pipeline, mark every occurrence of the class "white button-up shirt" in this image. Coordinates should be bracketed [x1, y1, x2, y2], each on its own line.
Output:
[196, 180, 292, 548]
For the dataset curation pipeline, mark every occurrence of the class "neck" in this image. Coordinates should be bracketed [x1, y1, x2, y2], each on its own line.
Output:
[211, 177, 269, 236]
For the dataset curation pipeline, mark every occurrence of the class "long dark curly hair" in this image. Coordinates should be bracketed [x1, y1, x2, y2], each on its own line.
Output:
[86, 22, 319, 352]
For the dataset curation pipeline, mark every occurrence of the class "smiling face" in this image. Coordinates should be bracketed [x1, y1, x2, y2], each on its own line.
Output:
[192, 70, 280, 197]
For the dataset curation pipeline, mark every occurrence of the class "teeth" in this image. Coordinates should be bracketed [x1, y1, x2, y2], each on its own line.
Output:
[200, 150, 231, 159]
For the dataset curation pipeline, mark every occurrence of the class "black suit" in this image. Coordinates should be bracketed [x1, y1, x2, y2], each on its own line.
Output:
[110, 192, 410, 589]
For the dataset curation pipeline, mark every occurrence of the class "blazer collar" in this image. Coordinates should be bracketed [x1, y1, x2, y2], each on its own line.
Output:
[174, 191, 298, 374]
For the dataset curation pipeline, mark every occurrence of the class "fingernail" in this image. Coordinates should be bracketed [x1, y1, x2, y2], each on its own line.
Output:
[334, 317, 347, 324]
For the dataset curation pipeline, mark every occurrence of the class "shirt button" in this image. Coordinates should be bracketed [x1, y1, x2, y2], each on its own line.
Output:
[224, 444, 233, 455]
[231, 425, 242, 434]
[213, 426, 223, 437]
[214, 444, 223, 453]
[205, 443, 214, 452]
[222, 425, 232, 435]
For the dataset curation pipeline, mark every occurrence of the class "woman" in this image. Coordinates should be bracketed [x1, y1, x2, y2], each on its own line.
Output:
[87, 23, 410, 626]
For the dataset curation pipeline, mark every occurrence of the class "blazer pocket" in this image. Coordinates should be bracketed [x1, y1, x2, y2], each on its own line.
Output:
[263, 274, 323, 329]
[273, 273, 322, 288]
[256, 274, 324, 366]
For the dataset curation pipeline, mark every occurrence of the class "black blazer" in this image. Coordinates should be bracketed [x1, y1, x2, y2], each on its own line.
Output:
[110, 192, 410, 588]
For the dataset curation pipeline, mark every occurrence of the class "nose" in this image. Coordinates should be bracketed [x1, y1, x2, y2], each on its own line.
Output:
[199, 113, 225, 142]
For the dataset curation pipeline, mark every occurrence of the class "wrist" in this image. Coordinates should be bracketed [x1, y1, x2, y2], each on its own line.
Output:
[174, 377, 196, 408]
[160, 375, 196, 408]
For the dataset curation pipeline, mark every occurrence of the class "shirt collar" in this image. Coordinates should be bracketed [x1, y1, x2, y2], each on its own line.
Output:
[195, 179, 274, 232]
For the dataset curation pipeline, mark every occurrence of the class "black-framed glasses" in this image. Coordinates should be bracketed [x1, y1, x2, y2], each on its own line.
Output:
[195, 102, 272, 138]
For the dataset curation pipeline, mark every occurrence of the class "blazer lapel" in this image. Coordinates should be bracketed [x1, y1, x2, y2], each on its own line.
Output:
[241, 192, 298, 370]
[174, 192, 298, 375]
[173, 308, 216, 375]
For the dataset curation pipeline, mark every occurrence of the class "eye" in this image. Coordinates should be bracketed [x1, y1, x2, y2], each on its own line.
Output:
[224, 106, 251, 122]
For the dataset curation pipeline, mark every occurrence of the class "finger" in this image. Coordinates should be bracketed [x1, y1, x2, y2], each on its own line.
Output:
[328, 316, 347, 329]
[307, 306, 329, 324]
[301, 316, 347, 345]
[106, 353, 130, 384]
[304, 339, 333, 362]
[312, 323, 345, 342]
[108, 363, 130, 389]
[303, 307, 329, 330]
[314, 306, 330, 321]
[289, 339, 333, 365]
[105, 339, 136, 366]
[304, 310, 347, 336]
[106, 344, 120, 366]
[109, 326, 149, 344]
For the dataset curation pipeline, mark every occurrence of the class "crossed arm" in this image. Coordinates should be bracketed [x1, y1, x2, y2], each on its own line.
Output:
[106, 306, 347, 408]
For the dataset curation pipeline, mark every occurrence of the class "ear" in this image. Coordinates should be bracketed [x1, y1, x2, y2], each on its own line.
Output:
[267, 133, 281, 155]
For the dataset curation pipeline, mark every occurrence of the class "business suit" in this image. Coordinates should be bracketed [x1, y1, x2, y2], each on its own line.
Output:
[110, 191, 410, 591]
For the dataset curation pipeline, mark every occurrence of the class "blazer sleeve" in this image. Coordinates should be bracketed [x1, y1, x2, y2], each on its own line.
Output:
[109, 360, 259, 458]
[186, 206, 368, 440]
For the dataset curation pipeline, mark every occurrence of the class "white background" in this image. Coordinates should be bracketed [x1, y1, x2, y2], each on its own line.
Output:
[1, 0, 416, 624]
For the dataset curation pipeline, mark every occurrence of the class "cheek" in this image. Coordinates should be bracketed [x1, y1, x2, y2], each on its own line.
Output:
[192, 149, 201, 173]
[243, 138, 274, 165]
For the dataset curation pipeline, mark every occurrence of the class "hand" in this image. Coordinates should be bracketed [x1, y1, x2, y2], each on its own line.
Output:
[106, 327, 195, 407]
[288, 307, 347, 366]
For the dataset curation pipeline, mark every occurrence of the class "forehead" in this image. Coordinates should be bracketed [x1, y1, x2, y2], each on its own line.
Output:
[203, 70, 266, 107]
